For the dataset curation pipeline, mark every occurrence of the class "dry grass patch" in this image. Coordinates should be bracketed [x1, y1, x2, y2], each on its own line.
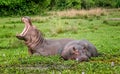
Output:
[50, 25, 78, 35]
[49, 8, 107, 18]
[31, 16, 52, 23]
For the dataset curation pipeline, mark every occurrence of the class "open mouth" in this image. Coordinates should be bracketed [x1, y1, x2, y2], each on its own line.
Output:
[19, 22, 30, 36]
[16, 16, 31, 39]
[20, 16, 32, 36]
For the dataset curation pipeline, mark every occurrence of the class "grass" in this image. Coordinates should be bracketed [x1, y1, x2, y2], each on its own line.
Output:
[0, 8, 120, 74]
[48, 8, 106, 17]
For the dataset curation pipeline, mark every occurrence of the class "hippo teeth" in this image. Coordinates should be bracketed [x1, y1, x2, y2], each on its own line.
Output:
[76, 58, 79, 61]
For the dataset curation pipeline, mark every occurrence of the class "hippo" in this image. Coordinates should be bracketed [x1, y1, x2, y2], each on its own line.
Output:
[16, 16, 98, 62]
[60, 40, 98, 62]
[16, 16, 74, 56]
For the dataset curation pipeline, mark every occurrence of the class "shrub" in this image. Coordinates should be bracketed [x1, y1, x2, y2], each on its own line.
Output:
[94, 0, 118, 8]
[0, 0, 49, 16]
[81, 0, 95, 9]
[52, 0, 81, 10]
[0, 0, 119, 16]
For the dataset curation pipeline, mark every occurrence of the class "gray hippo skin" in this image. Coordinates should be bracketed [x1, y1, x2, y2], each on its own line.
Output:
[61, 40, 98, 62]
[16, 16, 74, 56]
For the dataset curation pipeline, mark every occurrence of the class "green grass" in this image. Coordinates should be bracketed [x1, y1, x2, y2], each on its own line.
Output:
[0, 9, 120, 74]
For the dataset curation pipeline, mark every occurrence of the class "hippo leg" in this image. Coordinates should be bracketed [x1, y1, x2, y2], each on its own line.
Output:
[33, 51, 49, 56]
[28, 48, 33, 55]
[33, 53, 40, 56]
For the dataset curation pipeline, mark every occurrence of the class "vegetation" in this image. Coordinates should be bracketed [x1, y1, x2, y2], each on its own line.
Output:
[0, 8, 120, 73]
[0, 0, 120, 16]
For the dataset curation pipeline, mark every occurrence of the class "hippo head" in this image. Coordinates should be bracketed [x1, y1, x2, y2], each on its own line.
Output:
[61, 45, 91, 62]
[16, 16, 39, 41]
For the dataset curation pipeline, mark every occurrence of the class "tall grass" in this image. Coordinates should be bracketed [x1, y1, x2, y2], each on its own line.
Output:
[48, 8, 106, 18]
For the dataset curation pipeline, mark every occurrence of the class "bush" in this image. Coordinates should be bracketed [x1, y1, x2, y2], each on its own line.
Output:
[0, 0, 119, 16]
[94, 0, 118, 8]
[50, 0, 81, 10]
[0, 0, 50, 16]
[81, 0, 95, 9]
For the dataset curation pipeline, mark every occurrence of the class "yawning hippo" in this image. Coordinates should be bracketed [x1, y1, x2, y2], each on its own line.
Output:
[61, 40, 98, 62]
[16, 16, 74, 56]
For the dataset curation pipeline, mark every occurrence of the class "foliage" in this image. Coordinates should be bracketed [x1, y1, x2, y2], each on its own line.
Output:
[94, 0, 118, 8]
[81, 0, 95, 9]
[0, 0, 49, 16]
[0, 0, 120, 16]
[53, 0, 81, 10]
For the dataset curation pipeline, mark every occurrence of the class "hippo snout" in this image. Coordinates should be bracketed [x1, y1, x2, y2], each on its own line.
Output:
[76, 56, 89, 62]
[16, 35, 25, 40]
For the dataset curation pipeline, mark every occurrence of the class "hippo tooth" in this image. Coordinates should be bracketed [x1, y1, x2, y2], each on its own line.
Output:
[76, 58, 79, 61]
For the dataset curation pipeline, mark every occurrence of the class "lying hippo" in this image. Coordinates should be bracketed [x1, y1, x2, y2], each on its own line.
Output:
[60, 40, 98, 62]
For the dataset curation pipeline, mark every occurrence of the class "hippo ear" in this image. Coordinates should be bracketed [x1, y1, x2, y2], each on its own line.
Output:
[83, 43, 88, 50]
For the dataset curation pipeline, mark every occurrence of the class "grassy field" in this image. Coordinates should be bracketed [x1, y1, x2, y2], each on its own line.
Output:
[0, 8, 120, 74]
